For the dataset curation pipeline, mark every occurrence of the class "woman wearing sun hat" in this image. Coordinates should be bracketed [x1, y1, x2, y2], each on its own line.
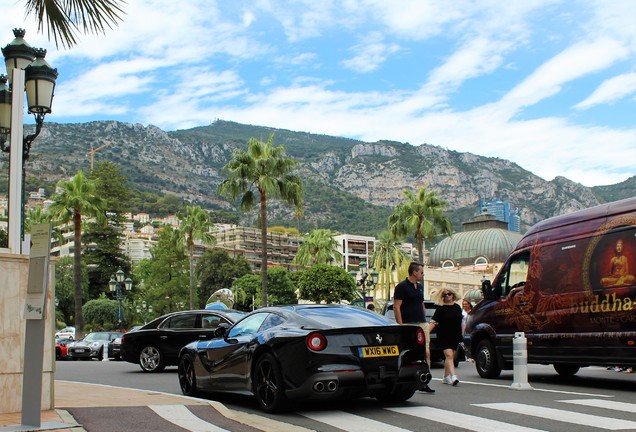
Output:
[428, 287, 463, 386]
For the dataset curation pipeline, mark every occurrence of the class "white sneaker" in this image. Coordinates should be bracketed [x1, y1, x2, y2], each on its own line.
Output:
[442, 375, 452, 385]
[451, 375, 459, 386]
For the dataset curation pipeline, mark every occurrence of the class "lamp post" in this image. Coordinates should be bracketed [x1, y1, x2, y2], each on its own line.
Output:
[109, 269, 132, 331]
[136, 301, 153, 325]
[0, 28, 58, 253]
[355, 261, 378, 306]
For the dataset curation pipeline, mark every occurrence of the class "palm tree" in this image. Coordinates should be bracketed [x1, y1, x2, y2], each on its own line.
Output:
[369, 231, 412, 301]
[48, 171, 105, 335]
[22, 0, 126, 48]
[24, 206, 64, 245]
[24, 205, 49, 233]
[388, 187, 453, 263]
[293, 229, 342, 267]
[177, 205, 215, 309]
[218, 135, 303, 306]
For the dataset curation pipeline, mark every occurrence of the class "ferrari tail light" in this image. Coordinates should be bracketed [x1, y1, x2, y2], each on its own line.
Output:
[306, 332, 327, 351]
[416, 328, 426, 345]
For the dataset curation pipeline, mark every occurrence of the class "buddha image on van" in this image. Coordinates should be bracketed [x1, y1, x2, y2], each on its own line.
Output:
[589, 226, 636, 293]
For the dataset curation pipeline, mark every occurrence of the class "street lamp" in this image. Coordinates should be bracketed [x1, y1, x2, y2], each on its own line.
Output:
[136, 301, 153, 325]
[356, 261, 378, 305]
[109, 269, 132, 330]
[0, 28, 58, 253]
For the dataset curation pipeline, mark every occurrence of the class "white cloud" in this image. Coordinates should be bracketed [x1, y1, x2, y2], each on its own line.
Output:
[499, 37, 628, 116]
[341, 32, 401, 73]
[575, 72, 636, 109]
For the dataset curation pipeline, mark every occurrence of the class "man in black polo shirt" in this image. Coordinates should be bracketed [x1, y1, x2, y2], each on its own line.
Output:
[393, 261, 434, 393]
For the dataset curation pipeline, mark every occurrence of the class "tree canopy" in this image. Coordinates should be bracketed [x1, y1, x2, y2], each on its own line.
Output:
[134, 226, 189, 315]
[293, 229, 342, 267]
[195, 248, 251, 309]
[388, 187, 453, 263]
[23, 0, 126, 48]
[298, 264, 357, 304]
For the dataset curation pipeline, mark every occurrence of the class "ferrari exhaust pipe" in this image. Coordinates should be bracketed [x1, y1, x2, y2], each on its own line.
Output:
[418, 371, 432, 383]
[326, 380, 337, 392]
[313, 382, 325, 392]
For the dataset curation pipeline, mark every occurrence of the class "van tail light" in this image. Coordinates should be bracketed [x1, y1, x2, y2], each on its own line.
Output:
[416, 328, 426, 345]
[306, 332, 327, 351]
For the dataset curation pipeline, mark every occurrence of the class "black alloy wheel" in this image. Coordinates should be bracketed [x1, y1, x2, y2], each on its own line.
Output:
[253, 353, 287, 413]
[178, 354, 199, 397]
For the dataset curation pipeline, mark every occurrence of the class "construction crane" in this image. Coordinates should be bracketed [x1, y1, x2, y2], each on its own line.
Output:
[87, 141, 112, 170]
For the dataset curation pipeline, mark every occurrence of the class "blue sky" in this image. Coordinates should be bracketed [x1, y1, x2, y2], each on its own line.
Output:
[2, 0, 635, 187]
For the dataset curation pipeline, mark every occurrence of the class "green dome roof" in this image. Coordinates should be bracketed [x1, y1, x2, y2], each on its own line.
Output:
[429, 228, 522, 267]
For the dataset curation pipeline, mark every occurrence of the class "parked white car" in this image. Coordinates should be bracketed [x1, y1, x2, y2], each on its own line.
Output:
[55, 326, 76, 340]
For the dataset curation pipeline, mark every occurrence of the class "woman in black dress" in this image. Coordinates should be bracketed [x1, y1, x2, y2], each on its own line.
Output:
[429, 288, 463, 386]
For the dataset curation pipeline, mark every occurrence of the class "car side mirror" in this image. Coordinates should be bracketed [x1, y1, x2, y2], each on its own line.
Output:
[481, 279, 494, 300]
[214, 323, 230, 338]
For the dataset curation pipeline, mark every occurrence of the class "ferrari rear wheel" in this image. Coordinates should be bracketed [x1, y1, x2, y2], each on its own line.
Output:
[139, 345, 165, 373]
[376, 385, 416, 403]
[253, 353, 287, 413]
[178, 354, 199, 396]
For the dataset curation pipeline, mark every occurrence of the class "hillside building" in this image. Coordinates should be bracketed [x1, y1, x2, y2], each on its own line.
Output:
[334, 234, 376, 271]
[213, 225, 302, 271]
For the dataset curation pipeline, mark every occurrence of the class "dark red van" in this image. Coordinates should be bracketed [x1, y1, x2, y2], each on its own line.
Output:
[464, 197, 636, 378]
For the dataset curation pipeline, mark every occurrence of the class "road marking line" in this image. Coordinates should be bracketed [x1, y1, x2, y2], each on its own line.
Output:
[210, 401, 313, 432]
[442, 378, 612, 397]
[388, 406, 546, 432]
[475, 402, 636, 430]
[149, 405, 229, 432]
[300, 411, 411, 432]
[560, 399, 636, 412]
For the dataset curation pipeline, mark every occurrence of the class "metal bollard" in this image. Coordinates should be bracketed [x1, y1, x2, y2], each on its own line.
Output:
[509, 332, 533, 390]
[102, 342, 110, 362]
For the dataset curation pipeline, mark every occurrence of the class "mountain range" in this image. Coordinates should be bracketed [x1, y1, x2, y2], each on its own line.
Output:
[6, 119, 634, 237]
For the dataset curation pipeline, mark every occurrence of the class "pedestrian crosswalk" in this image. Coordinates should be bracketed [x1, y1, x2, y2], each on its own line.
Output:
[150, 405, 231, 432]
[75, 396, 636, 432]
[385, 406, 546, 432]
[297, 397, 636, 432]
[475, 402, 636, 430]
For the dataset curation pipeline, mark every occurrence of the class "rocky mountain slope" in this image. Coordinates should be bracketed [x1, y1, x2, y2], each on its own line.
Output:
[6, 119, 633, 236]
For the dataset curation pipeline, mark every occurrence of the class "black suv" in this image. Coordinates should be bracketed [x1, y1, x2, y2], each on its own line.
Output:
[383, 300, 462, 366]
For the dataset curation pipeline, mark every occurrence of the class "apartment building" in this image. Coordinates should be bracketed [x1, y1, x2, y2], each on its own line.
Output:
[213, 225, 303, 271]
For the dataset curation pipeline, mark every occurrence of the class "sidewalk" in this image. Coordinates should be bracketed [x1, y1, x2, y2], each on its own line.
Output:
[0, 381, 309, 432]
[0, 381, 211, 432]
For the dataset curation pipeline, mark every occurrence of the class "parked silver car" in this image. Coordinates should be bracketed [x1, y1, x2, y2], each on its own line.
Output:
[67, 331, 123, 360]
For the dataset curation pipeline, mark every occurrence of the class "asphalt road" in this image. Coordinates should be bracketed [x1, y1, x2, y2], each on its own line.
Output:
[55, 359, 636, 431]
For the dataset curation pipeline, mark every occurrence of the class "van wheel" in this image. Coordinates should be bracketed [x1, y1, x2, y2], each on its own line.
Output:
[554, 364, 579, 376]
[475, 340, 501, 378]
